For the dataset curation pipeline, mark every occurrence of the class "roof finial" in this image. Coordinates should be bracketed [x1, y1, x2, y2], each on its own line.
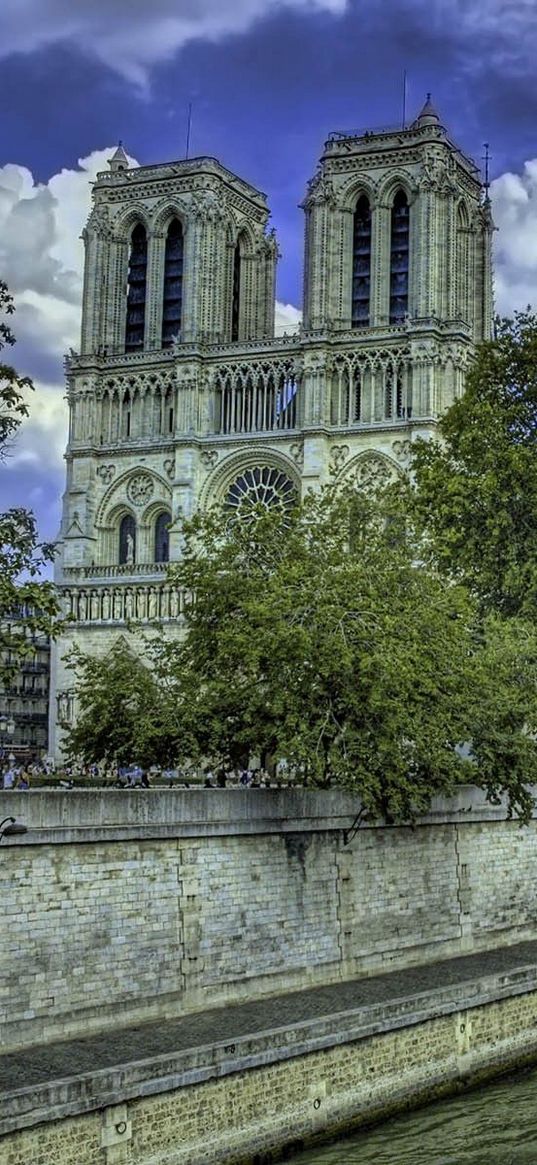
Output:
[483, 142, 491, 200]
[108, 142, 129, 172]
[412, 93, 441, 128]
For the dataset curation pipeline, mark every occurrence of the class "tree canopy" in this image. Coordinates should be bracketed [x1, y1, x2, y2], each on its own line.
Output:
[159, 488, 537, 821]
[411, 312, 537, 618]
[0, 280, 61, 682]
[63, 640, 177, 768]
[66, 312, 537, 822]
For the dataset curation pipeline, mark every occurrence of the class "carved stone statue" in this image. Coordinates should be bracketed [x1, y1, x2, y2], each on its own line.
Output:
[126, 533, 135, 564]
[113, 591, 123, 621]
[170, 589, 179, 618]
[78, 592, 87, 622]
[102, 590, 110, 620]
[148, 589, 159, 620]
[57, 692, 72, 724]
[90, 591, 100, 622]
[137, 589, 147, 620]
[125, 588, 134, 620]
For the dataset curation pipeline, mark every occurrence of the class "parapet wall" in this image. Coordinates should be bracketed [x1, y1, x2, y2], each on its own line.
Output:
[2, 786, 537, 1053]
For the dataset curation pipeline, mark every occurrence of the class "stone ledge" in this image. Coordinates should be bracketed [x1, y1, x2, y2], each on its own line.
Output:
[2, 959, 537, 1137]
[0, 785, 529, 845]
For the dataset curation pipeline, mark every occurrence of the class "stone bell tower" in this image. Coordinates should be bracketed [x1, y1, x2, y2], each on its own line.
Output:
[49, 102, 493, 760]
[80, 148, 278, 357]
[303, 95, 493, 338]
[301, 95, 493, 416]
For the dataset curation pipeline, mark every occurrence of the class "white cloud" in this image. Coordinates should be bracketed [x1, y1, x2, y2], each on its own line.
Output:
[7, 384, 69, 472]
[399, 0, 537, 72]
[2, 0, 537, 92]
[4, 139, 537, 537]
[3, 0, 347, 84]
[274, 302, 302, 335]
[491, 161, 537, 315]
[0, 149, 126, 486]
[0, 147, 302, 510]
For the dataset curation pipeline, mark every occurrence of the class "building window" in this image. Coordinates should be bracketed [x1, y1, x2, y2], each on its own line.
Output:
[385, 367, 393, 419]
[353, 370, 362, 422]
[226, 466, 297, 517]
[162, 219, 184, 347]
[456, 202, 470, 322]
[122, 389, 131, 438]
[352, 195, 372, 328]
[389, 191, 410, 323]
[154, 512, 171, 563]
[119, 515, 136, 565]
[231, 241, 241, 341]
[125, 224, 148, 352]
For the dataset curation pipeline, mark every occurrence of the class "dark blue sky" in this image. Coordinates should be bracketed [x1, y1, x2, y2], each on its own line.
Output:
[2, 0, 537, 542]
[3, 1, 537, 305]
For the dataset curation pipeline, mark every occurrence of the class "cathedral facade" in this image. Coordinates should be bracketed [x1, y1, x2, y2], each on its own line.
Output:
[49, 98, 493, 758]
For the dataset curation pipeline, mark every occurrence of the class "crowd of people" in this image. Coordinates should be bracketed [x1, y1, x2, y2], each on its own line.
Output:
[1, 764, 32, 790]
[1, 758, 289, 790]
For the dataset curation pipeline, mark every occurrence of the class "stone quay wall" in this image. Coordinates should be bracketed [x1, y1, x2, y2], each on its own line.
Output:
[5, 964, 537, 1164]
[2, 786, 537, 1056]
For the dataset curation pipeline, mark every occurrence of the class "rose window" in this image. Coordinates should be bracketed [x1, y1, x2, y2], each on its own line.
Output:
[225, 466, 297, 514]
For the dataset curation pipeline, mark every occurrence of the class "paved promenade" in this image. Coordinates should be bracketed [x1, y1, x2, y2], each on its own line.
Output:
[3, 939, 537, 1100]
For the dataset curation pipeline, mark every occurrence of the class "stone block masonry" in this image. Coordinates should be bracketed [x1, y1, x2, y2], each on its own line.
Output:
[3, 786, 537, 1054]
[3, 946, 537, 1163]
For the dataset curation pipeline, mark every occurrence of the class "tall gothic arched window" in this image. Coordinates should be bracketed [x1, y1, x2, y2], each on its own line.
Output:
[125, 224, 148, 352]
[389, 191, 410, 323]
[119, 515, 136, 565]
[231, 240, 242, 341]
[122, 388, 131, 438]
[154, 511, 171, 563]
[456, 202, 470, 323]
[162, 219, 184, 347]
[352, 195, 372, 327]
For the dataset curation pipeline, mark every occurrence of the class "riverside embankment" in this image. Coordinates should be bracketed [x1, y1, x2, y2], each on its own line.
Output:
[2, 786, 537, 1163]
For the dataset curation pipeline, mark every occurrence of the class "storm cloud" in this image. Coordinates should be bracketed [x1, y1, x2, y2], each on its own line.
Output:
[3, 0, 537, 86]
[3, 0, 347, 83]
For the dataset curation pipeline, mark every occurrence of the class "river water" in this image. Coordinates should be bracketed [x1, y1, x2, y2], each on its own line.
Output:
[292, 1067, 537, 1163]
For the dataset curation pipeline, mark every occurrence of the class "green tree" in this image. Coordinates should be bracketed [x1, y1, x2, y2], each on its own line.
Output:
[63, 641, 179, 767]
[158, 487, 537, 822]
[410, 312, 537, 618]
[0, 278, 32, 451]
[0, 280, 61, 682]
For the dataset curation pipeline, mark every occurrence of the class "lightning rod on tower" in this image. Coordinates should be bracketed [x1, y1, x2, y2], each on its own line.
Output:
[185, 103, 193, 159]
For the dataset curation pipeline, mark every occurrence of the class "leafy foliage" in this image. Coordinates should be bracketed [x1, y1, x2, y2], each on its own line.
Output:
[0, 280, 32, 454]
[0, 280, 61, 682]
[63, 641, 179, 767]
[66, 314, 537, 820]
[411, 312, 537, 618]
[153, 487, 537, 822]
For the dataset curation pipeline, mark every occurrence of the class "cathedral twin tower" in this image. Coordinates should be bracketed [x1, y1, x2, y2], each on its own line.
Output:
[50, 97, 493, 755]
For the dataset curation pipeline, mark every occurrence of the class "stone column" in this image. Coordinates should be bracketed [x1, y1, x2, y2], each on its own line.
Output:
[302, 181, 335, 330]
[181, 215, 200, 343]
[334, 207, 353, 330]
[146, 232, 166, 349]
[104, 237, 128, 354]
[80, 229, 103, 354]
[259, 234, 278, 338]
[372, 204, 390, 327]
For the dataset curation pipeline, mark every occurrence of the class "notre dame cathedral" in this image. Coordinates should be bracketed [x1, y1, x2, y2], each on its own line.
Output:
[49, 96, 493, 758]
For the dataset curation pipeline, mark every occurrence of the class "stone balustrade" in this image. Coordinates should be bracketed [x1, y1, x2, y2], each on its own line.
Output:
[63, 562, 169, 580]
[63, 582, 187, 625]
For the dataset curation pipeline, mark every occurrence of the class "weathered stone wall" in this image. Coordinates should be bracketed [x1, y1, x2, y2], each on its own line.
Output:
[5, 983, 537, 1165]
[2, 787, 537, 1053]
